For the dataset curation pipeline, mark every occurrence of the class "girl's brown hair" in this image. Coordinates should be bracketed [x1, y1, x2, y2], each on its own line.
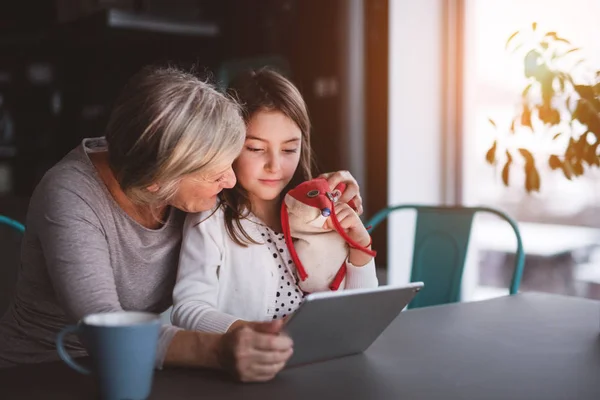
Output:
[222, 68, 314, 246]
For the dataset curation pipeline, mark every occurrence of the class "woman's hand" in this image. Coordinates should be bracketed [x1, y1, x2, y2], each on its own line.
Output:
[217, 319, 293, 382]
[318, 171, 363, 215]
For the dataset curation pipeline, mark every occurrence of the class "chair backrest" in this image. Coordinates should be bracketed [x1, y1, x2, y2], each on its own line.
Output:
[365, 205, 525, 309]
[0, 215, 24, 316]
[0, 215, 25, 234]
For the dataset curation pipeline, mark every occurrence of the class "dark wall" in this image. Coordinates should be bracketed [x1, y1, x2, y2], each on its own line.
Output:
[365, 0, 389, 267]
[0, 1, 389, 269]
[0, 0, 357, 197]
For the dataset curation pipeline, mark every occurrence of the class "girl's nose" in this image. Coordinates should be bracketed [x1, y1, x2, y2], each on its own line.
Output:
[266, 154, 282, 173]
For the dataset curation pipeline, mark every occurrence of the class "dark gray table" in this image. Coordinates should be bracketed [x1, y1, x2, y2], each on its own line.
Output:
[2, 292, 599, 399]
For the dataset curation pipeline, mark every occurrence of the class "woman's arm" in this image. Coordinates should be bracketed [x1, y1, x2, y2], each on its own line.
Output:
[36, 177, 293, 380]
[164, 320, 293, 382]
[34, 178, 181, 368]
[171, 211, 240, 333]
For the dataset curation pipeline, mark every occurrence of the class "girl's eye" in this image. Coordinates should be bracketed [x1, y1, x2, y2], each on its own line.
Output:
[283, 148, 299, 153]
[246, 146, 264, 152]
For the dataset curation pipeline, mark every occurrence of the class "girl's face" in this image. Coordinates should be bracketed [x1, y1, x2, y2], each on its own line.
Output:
[234, 110, 302, 203]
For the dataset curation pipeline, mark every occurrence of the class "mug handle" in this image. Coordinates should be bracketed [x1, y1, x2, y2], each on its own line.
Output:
[56, 324, 92, 375]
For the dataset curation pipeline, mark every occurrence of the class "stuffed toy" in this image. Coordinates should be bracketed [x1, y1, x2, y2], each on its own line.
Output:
[280, 177, 376, 293]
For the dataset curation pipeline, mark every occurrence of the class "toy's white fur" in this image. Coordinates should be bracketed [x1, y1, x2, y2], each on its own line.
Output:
[284, 195, 347, 292]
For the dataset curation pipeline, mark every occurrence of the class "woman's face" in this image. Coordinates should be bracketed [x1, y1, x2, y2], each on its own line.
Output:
[168, 164, 237, 213]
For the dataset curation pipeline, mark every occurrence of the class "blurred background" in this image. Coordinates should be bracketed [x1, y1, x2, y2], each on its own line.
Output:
[0, 0, 599, 305]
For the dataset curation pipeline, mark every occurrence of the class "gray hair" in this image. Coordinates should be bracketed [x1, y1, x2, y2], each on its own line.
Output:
[105, 66, 245, 204]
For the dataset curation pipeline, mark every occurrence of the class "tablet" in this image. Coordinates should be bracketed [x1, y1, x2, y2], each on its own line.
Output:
[284, 282, 424, 367]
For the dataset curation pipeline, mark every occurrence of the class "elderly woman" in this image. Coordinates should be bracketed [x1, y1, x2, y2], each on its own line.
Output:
[0, 66, 362, 382]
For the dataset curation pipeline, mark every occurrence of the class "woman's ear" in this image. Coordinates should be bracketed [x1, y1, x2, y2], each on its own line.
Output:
[146, 183, 160, 193]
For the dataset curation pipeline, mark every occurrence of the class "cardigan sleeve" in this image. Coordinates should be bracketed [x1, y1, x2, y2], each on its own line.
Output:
[171, 209, 240, 334]
[344, 257, 379, 289]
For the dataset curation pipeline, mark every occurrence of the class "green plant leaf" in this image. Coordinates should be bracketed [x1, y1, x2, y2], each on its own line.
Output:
[566, 96, 573, 112]
[522, 83, 532, 98]
[518, 148, 535, 164]
[561, 161, 574, 180]
[548, 155, 562, 169]
[521, 104, 532, 127]
[485, 141, 497, 165]
[525, 164, 541, 192]
[502, 160, 511, 186]
[564, 47, 580, 55]
[525, 50, 541, 78]
[505, 30, 520, 50]
[510, 42, 525, 54]
[557, 76, 565, 92]
[574, 85, 595, 99]
[555, 37, 570, 44]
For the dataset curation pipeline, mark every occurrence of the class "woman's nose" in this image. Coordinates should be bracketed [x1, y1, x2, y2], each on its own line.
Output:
[221, 168, 237, 189]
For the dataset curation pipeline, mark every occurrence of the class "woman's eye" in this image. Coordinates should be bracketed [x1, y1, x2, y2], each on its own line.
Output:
[246, 147, 264, 152]
[215, 175, 226, 183]
[283, 148, 299, 153]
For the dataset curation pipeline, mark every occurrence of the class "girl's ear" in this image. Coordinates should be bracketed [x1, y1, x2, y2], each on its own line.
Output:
[146, 183, 160, 193]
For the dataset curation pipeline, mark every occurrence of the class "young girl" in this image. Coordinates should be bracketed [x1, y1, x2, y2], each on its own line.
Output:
[172, 69, 378, 334]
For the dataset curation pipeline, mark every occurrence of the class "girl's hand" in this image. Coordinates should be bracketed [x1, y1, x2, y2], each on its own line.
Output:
[323, 203, 373, 267]
[318, 171, 363, 215]
[323, 203, 370, 246]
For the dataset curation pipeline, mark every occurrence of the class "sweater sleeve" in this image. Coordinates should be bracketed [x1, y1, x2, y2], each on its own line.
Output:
[171, 210, 240, 334]
[344, 257, 379, 289]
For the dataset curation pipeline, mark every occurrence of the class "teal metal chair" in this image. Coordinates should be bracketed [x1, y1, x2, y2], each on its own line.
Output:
[366, 206, 525, 309]
[0, 214, 24, 316]
[0, 215, 25, 233]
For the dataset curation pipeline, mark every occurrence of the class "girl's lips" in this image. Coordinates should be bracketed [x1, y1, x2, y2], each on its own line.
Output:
[259, 179, 283, 186]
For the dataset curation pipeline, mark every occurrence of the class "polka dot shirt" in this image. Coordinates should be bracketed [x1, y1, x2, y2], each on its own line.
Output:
[257, 224, 305, 320]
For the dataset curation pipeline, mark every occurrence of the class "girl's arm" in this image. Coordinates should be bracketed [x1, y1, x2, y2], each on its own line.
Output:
[322, 203, 379, 289]
[171, 211, 240, 334]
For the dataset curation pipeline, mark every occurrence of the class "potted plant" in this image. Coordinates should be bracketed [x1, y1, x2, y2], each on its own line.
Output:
[485, 23, 600, 192]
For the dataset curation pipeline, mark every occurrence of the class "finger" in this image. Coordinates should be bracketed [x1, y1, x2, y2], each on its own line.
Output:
[321, 170, 352, 192]
[349, 193, 364, 215]
[253, 347, 294, 365]
[332, 211, 350, 228]
[338, 183, 359, 204]
[253, 332, 294, 351]
[318, 172, 332, 180]
[252, 319, 284, 334]
[246, 361, 287, 382]
[334, 202, 350, 212]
